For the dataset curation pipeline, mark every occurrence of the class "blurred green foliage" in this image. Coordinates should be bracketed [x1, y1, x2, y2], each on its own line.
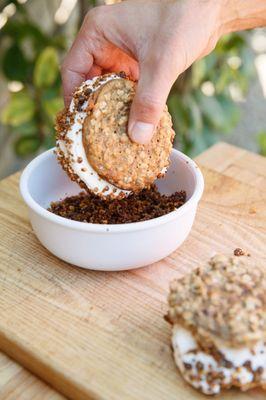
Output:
[257, 131, 266, 156]
[0, 0, 66, 156]
[169, 34, 255, 156]
[0, 0, 256, 158]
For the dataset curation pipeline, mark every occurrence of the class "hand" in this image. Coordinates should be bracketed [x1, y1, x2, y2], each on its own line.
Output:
[61, 0, 265, 144]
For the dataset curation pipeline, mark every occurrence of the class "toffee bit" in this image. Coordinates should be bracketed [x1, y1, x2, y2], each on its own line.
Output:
[118, 71, 127, 79]
[83, 87, 92, 97]
[196, 361, 204, 371]
[76, 94, 87, 111]
[48, 185, 186, 225]
[234, 248, 250, 257]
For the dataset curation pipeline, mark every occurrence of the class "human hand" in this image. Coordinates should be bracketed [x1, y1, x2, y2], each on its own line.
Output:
[61, 0, 226, 144]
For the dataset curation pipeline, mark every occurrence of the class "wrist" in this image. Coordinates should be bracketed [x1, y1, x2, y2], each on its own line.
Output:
[218, 0, 236, 36]
[219, 0, 266, 36]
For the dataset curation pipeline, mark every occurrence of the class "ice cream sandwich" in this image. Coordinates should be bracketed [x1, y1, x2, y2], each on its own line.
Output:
[167, 254, 266, 395]
[56, 73, 174, 198]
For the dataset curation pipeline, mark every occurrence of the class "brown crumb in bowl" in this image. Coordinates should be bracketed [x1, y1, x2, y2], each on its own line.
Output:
[48, 185, 186, 224]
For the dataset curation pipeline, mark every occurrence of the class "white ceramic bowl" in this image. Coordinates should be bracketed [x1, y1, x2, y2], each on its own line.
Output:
[20, 148, 204, 271]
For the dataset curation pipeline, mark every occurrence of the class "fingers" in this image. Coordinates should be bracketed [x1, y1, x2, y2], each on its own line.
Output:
[87, 65, 102, 80]
[128, 57, 176, 145]
[61, 35, 94, 106]
[61, 9, 139, 106]
[61, 7, 106, 106]
[96, 45, 139, 81]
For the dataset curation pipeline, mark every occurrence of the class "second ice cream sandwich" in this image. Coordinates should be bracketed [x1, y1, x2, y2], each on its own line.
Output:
[167, 254, 266, 395]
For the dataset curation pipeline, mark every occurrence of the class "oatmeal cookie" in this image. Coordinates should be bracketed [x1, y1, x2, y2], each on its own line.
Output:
[82, 78, 174, 191]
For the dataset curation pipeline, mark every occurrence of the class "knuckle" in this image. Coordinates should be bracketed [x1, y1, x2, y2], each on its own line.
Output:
[143, 51, 177, 80]
[84, 5, 107, 26]
[84, 8, 96, 23]
[143, 52, 170, 74]
[61, 59, 68, 74]
[136, 94, 163, 117]
[172, 33, 190, 71]
[144, 53, 161, 68]
[61, 56, 73, 76]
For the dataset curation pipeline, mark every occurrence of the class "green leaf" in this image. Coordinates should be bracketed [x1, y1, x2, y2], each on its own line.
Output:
[201, 128, 219, 147]
[204, 53, 218, 71]
[0, 91, 35, 127]
[188, 131, 206, 157]
[186, 95, 203, 132]
[167, 93, 190, 135]
[1, 20, 48, 48]
[196, 92, 228, 131]
[191, 59, 206, 88]
[13, 121, 37, 135]
[50, 35, 66, 51]
[14, 135, 41, 157]
[34, 47, 59, 88]
[218, 95, 240, 131]
[41, 87, 60, 101]
[1, 21, 65, 54]
[43, 132, 56, 149]
[239, 48, 255, 81]
[43, 97, 64, 120]
[215, 67, 232, 94]
[217, 33, 246, 53]
[257, 131, 266, 156]
[2, 44, 29, 81]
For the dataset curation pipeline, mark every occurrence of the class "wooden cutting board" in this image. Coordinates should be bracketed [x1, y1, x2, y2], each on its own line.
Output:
[0, 142, 265, 400]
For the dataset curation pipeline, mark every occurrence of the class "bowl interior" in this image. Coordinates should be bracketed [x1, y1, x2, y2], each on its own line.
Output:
[25, 149, 198, 209]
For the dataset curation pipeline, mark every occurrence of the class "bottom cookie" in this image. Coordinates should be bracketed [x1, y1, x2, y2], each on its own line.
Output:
[172, 324, 266, 395]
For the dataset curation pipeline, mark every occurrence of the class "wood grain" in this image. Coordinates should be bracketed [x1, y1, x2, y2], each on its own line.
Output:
[0, 143, 265, 400]
[196, 142, 266, 189]
[0, 352, 65, 400]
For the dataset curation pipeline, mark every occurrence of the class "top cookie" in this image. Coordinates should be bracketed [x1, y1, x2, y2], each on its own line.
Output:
[168, 254, 266, 347]
[82, 76, 174, 191]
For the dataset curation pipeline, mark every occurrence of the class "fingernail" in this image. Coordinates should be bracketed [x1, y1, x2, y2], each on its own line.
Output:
[129, 122, 154, 145]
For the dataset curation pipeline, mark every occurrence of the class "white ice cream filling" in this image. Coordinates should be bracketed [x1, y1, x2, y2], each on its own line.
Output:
[57, 74, 131, 197]
[172, 324, 266, 395]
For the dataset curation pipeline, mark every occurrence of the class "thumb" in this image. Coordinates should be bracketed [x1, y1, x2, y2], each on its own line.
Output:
[128, 58, 176, 145]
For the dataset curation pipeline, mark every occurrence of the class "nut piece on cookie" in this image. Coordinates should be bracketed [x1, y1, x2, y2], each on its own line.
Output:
[55, 73, 174, 198]
[167, 254, 266, 395]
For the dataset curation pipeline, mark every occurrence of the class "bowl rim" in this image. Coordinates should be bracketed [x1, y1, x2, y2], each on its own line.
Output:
[20, 148, 204, 233]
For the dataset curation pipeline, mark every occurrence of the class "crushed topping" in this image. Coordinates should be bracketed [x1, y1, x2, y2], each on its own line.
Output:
[48, 186, 186, 224]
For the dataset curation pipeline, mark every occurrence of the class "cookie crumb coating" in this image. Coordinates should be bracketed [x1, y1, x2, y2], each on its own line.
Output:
[83, 78, 174, 191]
[168, 254, 266, 347]
[172, 324, 266, 395]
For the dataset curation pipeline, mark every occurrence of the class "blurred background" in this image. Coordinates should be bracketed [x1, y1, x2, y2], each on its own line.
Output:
[0, 0, 266, 180]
